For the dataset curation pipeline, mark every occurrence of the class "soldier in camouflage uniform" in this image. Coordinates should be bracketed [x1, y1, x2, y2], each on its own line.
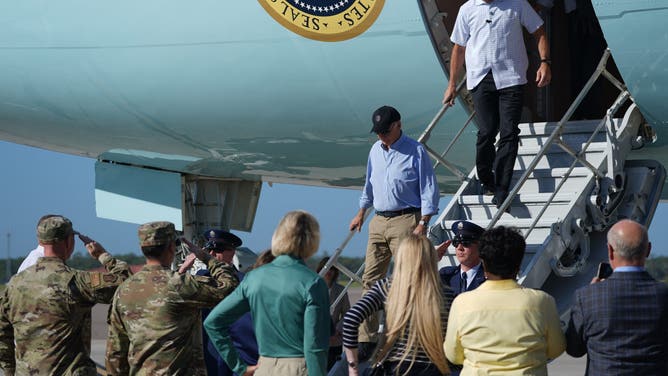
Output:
[106, 221, 239, 376]
[0, 214, 132, 376]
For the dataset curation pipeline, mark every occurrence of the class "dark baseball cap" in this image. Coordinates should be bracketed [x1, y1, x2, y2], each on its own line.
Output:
[371, 105, 401, 134]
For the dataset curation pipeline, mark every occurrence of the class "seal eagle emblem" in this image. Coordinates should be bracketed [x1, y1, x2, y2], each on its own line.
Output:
[258, 0, 385, 42]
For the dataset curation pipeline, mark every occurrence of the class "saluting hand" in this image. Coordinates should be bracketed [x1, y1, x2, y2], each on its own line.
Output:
[435, 239, 452, 259]
[180, 238, 211, 262]
[80, 234, 107, 259]
[178, 253, 197, 274]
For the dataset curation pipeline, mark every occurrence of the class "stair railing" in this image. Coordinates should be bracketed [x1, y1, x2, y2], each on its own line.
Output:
[417, 78, 472, 182]
[318, 208, 373, 311]
[490, 49, 630, 236]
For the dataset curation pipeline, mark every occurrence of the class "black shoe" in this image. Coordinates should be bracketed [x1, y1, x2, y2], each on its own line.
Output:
[481, 184, 495, 196]
[357, 342, 377, 363]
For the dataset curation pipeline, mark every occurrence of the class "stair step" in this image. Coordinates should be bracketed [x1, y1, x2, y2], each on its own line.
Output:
[519, 133, 606, 149]
[508, 176, 591, 195]
[517, 167, 591, 179]
[516, 142, 607, 156]
[453, 200, 575, 222]
[441, 218, 555, 228]
[443, 244, 541, 258]
[515, 150, 605, 170]
[458, 192, 577, 204]
[518, 119, 606, 137]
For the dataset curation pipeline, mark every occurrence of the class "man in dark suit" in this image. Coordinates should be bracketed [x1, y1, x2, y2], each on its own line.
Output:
[565, 219, 668, 375]
[439, 220, 486, 296]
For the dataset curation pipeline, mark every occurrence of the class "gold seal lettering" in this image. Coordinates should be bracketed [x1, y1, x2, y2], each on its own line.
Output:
[259, 0, 385, 42]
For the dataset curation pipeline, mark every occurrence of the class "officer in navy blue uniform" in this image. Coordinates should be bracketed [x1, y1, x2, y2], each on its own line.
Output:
[198, 229, 259, 376]
[439, 220, 486, 296]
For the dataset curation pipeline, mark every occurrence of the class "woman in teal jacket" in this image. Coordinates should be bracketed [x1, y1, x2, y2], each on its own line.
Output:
[204, 210, 330, 376]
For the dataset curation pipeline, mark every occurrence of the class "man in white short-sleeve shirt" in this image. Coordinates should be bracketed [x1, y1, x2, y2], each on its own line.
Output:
[443, 0, 550, 210]
[17, 245, 44, 273]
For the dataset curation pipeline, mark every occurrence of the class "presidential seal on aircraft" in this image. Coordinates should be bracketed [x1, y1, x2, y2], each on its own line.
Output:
[258, 0, 384, 41]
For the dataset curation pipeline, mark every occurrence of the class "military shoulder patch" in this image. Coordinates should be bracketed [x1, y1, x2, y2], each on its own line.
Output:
[90, 273, 102, 288]
[259, 0, 385, 42]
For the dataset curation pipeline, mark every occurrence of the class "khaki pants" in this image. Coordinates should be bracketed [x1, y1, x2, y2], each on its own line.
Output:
[256, 356, 307, 376]
[359, 212, 419, 342]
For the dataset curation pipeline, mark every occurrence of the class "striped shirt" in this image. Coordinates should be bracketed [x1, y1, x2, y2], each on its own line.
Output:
[342, 278, 454, 364]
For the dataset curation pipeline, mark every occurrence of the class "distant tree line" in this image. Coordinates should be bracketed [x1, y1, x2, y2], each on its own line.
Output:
[0, 252, 146, 283]
[646, 256, 668, 283]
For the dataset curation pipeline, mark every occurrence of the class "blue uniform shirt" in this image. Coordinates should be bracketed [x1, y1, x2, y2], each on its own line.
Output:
[198, 269, 258, 376]
[359, 132, 439, 216]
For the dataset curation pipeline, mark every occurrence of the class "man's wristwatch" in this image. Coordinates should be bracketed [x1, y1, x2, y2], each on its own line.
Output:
[348, 361, 358, 369]
[540, 58, 551, 65]
[419, 220, 427, 226]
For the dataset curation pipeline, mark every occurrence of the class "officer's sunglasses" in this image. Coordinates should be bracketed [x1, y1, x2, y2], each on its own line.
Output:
[452, 239, 477, 248]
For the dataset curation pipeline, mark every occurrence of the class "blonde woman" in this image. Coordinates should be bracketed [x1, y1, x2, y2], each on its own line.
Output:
[343, 234, 453, 376]
[204, 210, 330, 376]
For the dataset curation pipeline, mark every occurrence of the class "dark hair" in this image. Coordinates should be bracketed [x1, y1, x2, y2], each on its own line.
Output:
[141, 243, 170, 259]
[316, 256, 339, 278]
[479, 226, 526, 279]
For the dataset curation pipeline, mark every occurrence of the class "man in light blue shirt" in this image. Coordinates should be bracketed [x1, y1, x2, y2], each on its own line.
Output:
[443, 0, 550, 210]
[349, 105, 439, 347]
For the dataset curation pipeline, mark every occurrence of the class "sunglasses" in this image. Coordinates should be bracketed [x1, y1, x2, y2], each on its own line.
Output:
[452, 239, 477, 248]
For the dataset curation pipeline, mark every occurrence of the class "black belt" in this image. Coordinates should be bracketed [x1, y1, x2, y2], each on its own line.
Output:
[375, 207, 420, 218]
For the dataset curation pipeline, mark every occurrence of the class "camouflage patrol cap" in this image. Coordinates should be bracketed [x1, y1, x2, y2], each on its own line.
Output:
[138, 221, 176, 247]
[37, 215, 75, 244]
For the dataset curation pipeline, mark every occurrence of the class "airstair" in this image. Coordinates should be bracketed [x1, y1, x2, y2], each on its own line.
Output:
[425, 49, 664, 314]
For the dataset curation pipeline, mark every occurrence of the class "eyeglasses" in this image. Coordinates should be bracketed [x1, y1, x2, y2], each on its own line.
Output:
[452, 239, 477, 248]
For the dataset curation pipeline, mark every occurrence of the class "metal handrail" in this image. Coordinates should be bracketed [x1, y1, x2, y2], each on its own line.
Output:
[490, 49, 628, 235]
[418, 79, 472, 181]
[318, 208, 372, 310]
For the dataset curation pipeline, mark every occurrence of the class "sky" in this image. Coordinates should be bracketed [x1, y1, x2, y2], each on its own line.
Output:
[0, 141, 404, 260]
[1, 140, 667, 262]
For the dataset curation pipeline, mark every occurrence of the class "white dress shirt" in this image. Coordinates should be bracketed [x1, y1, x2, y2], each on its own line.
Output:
[461, 262, 482, 290]
[17, 245, 44, 273]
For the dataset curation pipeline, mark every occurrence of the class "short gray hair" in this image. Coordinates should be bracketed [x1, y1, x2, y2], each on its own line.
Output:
[271, 210, 320, 260]
[607, 219, 649, 261]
